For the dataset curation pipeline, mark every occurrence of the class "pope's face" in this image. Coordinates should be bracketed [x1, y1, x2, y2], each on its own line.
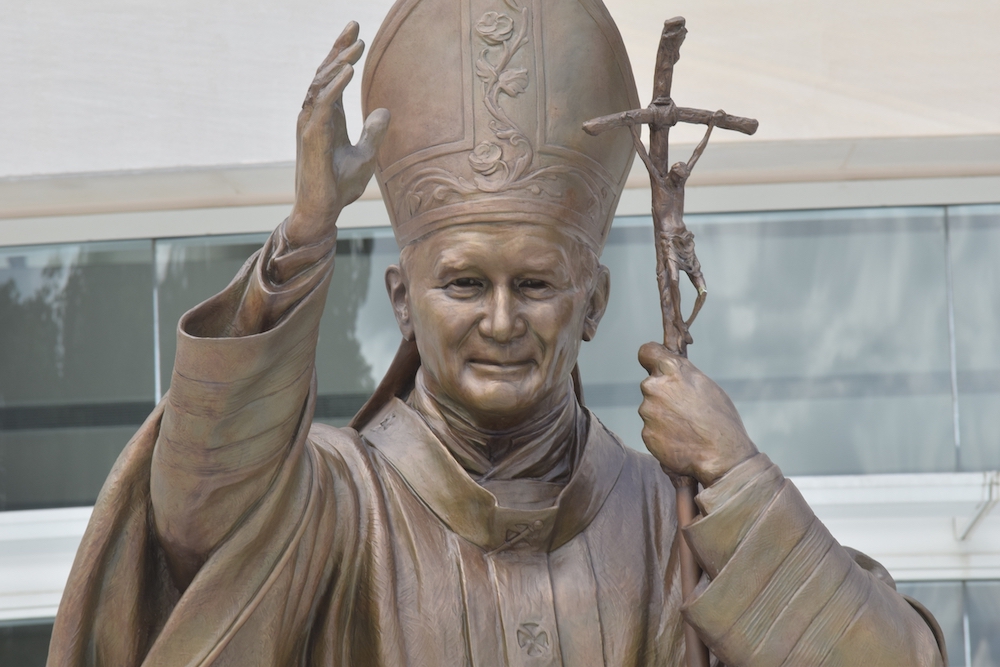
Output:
[386, 223, 609, 430]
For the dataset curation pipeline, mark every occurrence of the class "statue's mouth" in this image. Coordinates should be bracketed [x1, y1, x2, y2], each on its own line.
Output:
[468, 359, 534, 372]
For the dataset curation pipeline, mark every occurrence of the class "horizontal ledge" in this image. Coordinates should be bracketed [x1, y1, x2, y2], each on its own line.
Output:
[1, 135, 998, 221]
[791, 471, 1000, 519]
[0, 393, 374, 436]
[622, 134, 1000, 190]
[1, 179, 998, 249]
[584, 372, 999, 405]
[0, 607, 58, 623]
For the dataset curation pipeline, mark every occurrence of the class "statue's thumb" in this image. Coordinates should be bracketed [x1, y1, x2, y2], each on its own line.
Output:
[357, 108, 391, 162]
[638, 341, 676, 377]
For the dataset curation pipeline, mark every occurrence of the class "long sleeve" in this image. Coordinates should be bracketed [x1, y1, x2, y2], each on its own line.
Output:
[681, 454, 946, 667]
[150, 224, 338, 587]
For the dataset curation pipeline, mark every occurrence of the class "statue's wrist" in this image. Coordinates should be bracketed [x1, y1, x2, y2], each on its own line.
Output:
[698, 439, 758, 487]
[284, 205, 342, 250]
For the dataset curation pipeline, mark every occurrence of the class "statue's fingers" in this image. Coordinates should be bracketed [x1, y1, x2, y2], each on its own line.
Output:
[308, 40, 364, 105]
[314, 22, 360, 74]
[332, 21, 361, 56]
[319, 39, 365, 78]
[310, 66, 354, 127]
[305, 23, 363, 108]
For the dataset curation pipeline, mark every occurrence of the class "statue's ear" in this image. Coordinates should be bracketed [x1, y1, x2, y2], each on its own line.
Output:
[582, 265, 610, 342]
[385, 265, 414, 340]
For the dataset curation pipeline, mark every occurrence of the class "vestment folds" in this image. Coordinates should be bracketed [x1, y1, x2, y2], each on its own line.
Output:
[47, 233, 945, 667]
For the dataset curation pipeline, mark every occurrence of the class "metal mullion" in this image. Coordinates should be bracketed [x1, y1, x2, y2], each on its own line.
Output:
[944, 207, 962, 471]
[152, 238, 162, 403]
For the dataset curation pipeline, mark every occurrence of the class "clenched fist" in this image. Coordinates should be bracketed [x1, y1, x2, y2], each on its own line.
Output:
[638, 342, 758, 487]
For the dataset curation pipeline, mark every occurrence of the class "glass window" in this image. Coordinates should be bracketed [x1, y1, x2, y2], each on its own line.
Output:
[949, 204, 1000, 471]
[154, 233, 270, 399]
[0, 241, 154, 510]
[899, 579, 1000, 666]
[0, 619, 53, 667]
[579, 208, 954, 476]
[312, 229, 401, 427]
[897, 581, 965, 666]
[967, 580, 1000, 666]
[154, 228, 402, 428]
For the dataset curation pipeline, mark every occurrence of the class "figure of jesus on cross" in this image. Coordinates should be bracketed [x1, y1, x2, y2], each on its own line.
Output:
[585, 17, 759, 667]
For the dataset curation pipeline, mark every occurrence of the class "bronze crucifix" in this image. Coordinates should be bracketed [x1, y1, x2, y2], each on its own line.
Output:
[585, 17, 758, 667]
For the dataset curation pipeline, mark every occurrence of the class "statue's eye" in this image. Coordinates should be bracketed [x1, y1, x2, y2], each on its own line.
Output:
[519, 279, 548, 292]
[445, 277, 484, 295]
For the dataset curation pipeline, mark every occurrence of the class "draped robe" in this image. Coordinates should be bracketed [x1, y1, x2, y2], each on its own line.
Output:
[47, 227, 946, 667]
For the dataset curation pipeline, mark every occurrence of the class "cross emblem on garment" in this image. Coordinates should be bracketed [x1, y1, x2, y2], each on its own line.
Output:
[517, 623, 549, 657]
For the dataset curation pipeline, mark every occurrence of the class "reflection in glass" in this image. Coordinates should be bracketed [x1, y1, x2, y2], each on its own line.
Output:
[949, 205, 1000, 471]
[967, 580, 1000, 666]
[313, 229, 401, 427]
[579, 208, 954, 475]
[0, 241, 154, 510]
[154, 234, 269, 399]
[154, 229, 402, 429]
[897, 581, 964, 666]
[0, 619, 53, 667]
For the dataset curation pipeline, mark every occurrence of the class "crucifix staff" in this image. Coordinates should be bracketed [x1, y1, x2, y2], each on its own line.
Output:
[585, 16, 758, 667]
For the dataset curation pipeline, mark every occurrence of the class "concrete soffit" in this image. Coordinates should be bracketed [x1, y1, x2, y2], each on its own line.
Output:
[0, 134, 999, 247]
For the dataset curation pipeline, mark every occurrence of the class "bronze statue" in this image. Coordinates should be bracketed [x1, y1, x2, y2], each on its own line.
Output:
[48, 1, 947, 666]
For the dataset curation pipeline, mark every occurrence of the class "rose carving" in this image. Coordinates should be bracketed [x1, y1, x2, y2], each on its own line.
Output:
[469, 141, 504, 175]
[476, 11, 514, 45]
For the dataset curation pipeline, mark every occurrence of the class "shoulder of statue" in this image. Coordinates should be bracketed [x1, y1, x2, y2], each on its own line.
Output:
[307, 421, 382, 479]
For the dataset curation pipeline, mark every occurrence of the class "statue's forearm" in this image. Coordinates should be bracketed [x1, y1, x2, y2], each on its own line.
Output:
[680, 455, 946, 666]
[151, 223, 337, 587]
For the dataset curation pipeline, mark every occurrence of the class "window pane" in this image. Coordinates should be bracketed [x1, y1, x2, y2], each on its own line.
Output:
[155, 228, 402, 428]
[313, 229, 401, 427]
[897, 581, 965, 666]
[968, 581, 1000, 667]
[0, 241, 154, 510]
[579, 208, 954, 475]
[950, 204, 1000, 471]
[154, 233, 269, 398]
[0, 619, 53, 667]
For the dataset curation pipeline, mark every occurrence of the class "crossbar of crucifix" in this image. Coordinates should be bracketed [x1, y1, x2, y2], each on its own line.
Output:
[584, 16, 758, 667]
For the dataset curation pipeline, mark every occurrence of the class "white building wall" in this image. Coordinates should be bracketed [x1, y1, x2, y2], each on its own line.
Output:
[2, 0, 998, 179]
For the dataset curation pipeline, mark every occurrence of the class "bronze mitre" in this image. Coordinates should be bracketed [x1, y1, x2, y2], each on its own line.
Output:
[361, 0, 640, 253]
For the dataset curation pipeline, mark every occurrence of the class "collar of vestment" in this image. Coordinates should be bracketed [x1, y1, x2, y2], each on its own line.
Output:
[406, 370, 583, 486]
[361, 397, 626, 554]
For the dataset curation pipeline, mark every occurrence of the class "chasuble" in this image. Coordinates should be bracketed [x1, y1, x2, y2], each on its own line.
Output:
[47, 230, 946, 667]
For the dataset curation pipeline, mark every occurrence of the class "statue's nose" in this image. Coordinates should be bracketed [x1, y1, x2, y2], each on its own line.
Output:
[479, 287, 526, 343]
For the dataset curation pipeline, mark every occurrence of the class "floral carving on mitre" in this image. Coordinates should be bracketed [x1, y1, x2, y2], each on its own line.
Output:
[476, 11, 515, 45]
[469, 141, 505, 175]
[403, 1, 606, 227]
[497, 68, 528, 97]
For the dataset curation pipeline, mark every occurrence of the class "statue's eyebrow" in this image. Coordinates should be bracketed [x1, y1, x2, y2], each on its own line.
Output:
[432, 250, 476, 275]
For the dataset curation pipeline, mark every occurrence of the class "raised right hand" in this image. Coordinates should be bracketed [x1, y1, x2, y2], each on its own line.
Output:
[286, 22, 390, 248]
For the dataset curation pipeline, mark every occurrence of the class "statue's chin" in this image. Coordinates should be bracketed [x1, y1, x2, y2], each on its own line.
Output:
[449, 377, 545, 430]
